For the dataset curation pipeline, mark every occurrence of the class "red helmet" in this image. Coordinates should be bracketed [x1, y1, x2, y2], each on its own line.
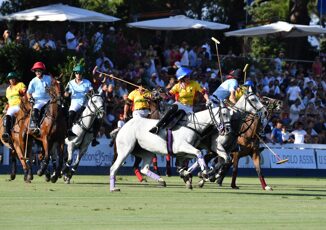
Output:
[31, 62, 46, 71]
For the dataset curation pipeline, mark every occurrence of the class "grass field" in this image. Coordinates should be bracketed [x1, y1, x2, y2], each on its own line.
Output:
[0, 174, 325, 230]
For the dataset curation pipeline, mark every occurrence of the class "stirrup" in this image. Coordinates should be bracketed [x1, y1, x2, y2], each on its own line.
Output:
[149, 126, 159, 134]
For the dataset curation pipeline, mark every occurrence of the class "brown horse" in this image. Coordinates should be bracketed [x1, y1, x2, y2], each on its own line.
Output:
[23, 84, 66, 182]
[0, 97, 34, 182]
[215, 97, 283, 190]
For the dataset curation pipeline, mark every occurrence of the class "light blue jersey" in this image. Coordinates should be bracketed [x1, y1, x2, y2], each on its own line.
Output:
[67, 79, 93, 107]
[27, 75, 52, 100]
[212, 79, 238, 100]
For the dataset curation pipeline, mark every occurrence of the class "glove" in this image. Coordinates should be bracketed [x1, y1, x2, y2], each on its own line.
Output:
[29, 97, 35, 104]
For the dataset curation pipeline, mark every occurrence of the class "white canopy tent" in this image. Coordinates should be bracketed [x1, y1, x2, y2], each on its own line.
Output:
[224, 21, 326, 38]
[127, 15, 229, 30]
[3, 3, 120, 22]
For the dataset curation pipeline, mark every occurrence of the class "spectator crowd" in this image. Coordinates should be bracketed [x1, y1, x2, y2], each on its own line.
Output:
[1, 25, 326, 144]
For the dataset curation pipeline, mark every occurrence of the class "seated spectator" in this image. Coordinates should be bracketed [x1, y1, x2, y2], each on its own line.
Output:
[96, 51, 114, 72]
[65, 26, 78, 51]
[281, 126, 291, 143]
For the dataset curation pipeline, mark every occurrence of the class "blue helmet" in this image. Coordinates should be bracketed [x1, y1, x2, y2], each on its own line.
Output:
[243, 80, 254, 87]
[176, 67, 192, 80]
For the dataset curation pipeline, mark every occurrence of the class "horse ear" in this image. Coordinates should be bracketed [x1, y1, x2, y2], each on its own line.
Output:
[219, 100, 225, 108]
[248, 86, 253, 93]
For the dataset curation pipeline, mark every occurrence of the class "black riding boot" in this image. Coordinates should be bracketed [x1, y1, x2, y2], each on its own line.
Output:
[67, 111, 77, 137]
[149, 104, 178, 134]
[2, 115, 12, 142]
[91, 118, 100, 147]
[30, 109, 40, 136]
[165, 110, 186, 130]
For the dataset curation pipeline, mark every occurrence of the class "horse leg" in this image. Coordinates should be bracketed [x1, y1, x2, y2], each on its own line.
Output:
[252, 150, 272, 191]
[13, 141, 30, 183]
[165, 154, 171, 177]
[67, 140, 89, 183]
[110, 135, 137, 192]
[51, 142, 64, 183]
[8, 150, 17, 181]
[62, 141, 74, 177]
[152, 155, 161, 175]
[37, 138, 49, 177]
[133, 156, 144, 182]
[140, 153, 166, 187]
[230, 153, 240, 189]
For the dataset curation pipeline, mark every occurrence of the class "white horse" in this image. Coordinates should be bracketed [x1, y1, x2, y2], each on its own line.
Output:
[110, 90, 267, 192]
[62, 94, 105, 183]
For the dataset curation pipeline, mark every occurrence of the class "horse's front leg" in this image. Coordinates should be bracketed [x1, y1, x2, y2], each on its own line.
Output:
[62, 140, 74, 177]
[37, 138, 50, 177]
[67, 140, 89, 183]
[13, 140, 30, 183]
[252, 149, 272, 191]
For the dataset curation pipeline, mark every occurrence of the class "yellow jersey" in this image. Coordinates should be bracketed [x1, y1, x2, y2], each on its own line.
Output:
[6, 82, 26, 107]
[170, 80, 204, 106]
[128, 89, 151, 110]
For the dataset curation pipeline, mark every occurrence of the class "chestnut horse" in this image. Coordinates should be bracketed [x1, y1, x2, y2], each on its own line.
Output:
[211, 97, 282, 190]
[0, 101, 33, 182]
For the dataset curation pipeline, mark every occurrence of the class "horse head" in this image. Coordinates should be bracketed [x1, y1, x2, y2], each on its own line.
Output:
[234, 89, 268, 127]
[86, 94, 105, 119]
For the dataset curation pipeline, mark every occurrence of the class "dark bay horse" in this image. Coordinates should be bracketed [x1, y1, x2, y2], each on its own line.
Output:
[23, 84, 66, 183]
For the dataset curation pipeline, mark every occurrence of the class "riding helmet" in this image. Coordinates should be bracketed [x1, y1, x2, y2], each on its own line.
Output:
[176, 67, 192, 80]
[243, 80, 254, 87]
[6, 72, 18, 80]
[73, 64, 85, 73]
[31, 61, 46, 71]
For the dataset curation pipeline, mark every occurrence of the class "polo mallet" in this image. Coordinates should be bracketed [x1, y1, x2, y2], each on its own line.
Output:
[23, 108, 33, 161]
[211, 37, 223, 82]
[256, 134, 288, 164]
[243, 64, 249, 83]
[95, 70, 145, 89]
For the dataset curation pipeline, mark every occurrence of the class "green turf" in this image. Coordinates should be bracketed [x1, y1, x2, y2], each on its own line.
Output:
[0, 174, 325, 230]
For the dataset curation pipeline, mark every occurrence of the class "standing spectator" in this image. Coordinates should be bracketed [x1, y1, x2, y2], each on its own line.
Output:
[312, 56, 322, 78]
[274, 51, 285, 73]
[179, 41, 189, 67]
[96, 51, 114, 72]
[3, 30, 12, 44]
[188, 45, 198, 68]
[65, 26, 78, 51]
[271, 120, 283, 144]
[286, 78, 301, 105]
[281, 126, 291, 143]
[290, 122, 307, 144]
[92, 25, 104, 53]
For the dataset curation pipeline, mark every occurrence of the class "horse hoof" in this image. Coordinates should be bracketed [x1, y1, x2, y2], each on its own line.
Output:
[185, 180, 193, 190]
[27, 174, 33, 182]
[110, 188, 121, 192]
[158, 180, 166, 187]
[37, 169, 44, 177]
[65, 179, 71, 184]
[198, 180, 205, 188]
[264, 186, 273, 191]
[51, 175, 58, 183]
[44, 172, 51, 182]
[10, 174, 16, 181]
[231, 185, 240, 189]
[25, 179, 31, 183]
[63, 175, 68, 182]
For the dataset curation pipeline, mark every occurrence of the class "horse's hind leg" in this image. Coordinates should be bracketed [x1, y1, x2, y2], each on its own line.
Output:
[140, 153, 166, 187]
[37, 138, 50, 177]
[9, 150, 17, 181]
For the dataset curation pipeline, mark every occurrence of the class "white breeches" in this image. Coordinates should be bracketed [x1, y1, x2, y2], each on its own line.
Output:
[69, 101, 84, 112]
[6, 105, 20, 117]
[33, 99, 49, 110]
[132, 109, 150, 118]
